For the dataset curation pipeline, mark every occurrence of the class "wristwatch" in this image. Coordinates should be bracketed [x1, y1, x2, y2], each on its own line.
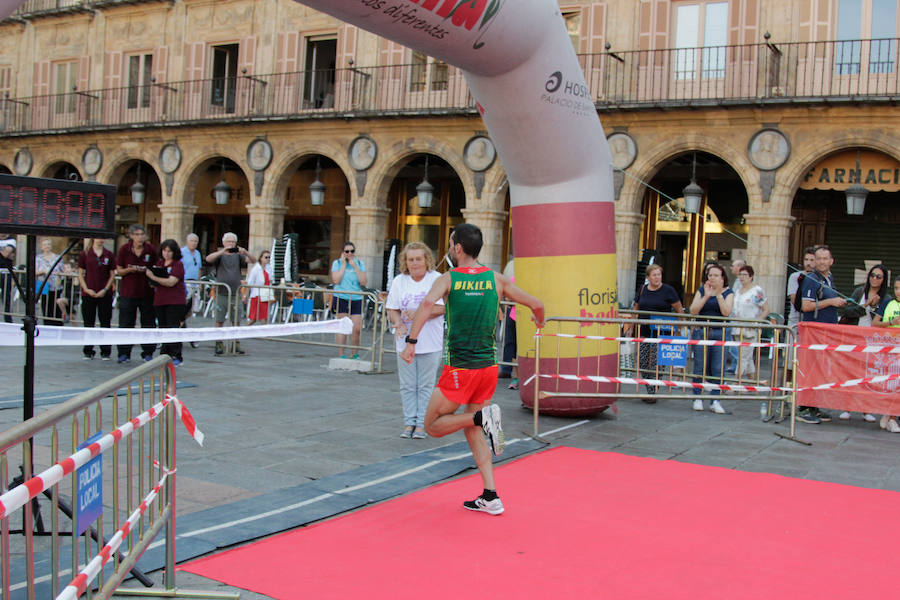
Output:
[405, 336, 418, 344]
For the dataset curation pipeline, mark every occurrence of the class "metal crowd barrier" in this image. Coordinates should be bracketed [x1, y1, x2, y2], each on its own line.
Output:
[531, 311, 796, 436]
[237, 282, 389, 371]
[0, 357, 231, 599]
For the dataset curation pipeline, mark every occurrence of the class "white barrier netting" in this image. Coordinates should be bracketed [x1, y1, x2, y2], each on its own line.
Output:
[0, 317, 353, 346]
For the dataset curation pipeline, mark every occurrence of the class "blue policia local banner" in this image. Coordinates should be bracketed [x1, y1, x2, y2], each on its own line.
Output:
[76, 431, 103, 535]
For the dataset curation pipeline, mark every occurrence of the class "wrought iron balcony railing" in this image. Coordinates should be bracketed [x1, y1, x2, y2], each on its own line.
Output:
[1, 38, 898, 136]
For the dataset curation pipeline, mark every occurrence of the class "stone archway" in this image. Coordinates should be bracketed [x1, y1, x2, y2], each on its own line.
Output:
[183, 157, 251, 257]
[107, 158, 163, 247]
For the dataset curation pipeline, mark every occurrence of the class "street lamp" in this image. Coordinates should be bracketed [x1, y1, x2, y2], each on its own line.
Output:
[130, 162, 145, 205]
[845, 149, 868, 216]
[682, 152, 704, 215]
[309, 158, 326, 206]
[214, 160, 231, 205]
[416, 155, 434, 209]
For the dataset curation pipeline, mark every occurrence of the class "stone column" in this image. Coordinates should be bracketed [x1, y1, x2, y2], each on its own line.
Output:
[159, 203, 199, 246]
[744, 213, 795, 319]
[460, 208, 508, 271]
[346, 205, 390, 289]
[615, 210, 644, 306]
[247, 204, 287, 256]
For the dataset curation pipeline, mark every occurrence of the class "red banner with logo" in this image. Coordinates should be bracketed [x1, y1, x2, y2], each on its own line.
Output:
[797, 322, 900, 414]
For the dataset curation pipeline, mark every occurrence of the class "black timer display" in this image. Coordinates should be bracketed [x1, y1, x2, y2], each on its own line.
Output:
[0, 174, 116, 238]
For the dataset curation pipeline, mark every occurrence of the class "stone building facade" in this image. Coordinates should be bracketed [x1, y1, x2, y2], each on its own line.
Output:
[2, 0, 900, 313]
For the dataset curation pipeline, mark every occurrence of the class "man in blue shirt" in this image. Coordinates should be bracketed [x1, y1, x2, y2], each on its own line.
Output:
[798, 244, 847, 424]
[180, 233, 203, 346]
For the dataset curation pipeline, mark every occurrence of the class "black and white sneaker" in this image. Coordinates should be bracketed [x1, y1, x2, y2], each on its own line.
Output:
[480, 404, 505, 456]
[463, 496, 505, 515]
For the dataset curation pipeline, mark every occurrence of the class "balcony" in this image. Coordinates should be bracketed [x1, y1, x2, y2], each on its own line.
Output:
[1, 38, 899, 137]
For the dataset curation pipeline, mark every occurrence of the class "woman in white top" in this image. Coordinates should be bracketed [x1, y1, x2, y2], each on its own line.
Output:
[731, 265, 769, 377]
[245, 250, 274, 325]
[35, 238, 64, 324]
[386, 242, 445, 439]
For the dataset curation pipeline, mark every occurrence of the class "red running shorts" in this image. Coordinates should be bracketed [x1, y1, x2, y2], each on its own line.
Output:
[437, 364, 499, 405]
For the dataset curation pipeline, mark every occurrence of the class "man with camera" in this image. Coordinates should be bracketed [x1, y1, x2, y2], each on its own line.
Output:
[206, 232, 256, 355]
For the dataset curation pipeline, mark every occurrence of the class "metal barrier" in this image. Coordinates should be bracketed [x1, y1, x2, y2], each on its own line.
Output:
[237, 282, 389, 371]
[531, 311, 796, 436]
[0, 356, 230, 599]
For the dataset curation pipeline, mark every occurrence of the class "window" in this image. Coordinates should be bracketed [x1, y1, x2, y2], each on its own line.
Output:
[836, 0, 897, 74]
[53, 61, 77, 113]
[211, 43, 238, 112]
[304, 37, 336, 108]
[409, 51, 448, 92]
[673, 1, 728, 80]
[0, 66, 10, 99]
[127, 54, 153, 109]
[564, 12, 581, 51]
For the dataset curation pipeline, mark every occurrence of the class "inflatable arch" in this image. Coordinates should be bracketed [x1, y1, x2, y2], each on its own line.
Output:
[0, 0, 620, 414]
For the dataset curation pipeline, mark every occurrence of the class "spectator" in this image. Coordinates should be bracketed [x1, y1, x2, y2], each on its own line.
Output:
[77, 238, 116, 360]
[55, 259, 78, 324]
[206, 232, 255, 355]
[146, 239, 186, 366]
[786, 247, 816, 381]
[115, 224, 158, 363]
[730, 265, 770, 377]
[0, 239, 15, 323]
[725, 258, 746, 373]
[498, 259, 516, 383]
[871, 274, 900, 433]
[625, 263, 683, 401]
[180, 233, 203, 347]
[837, 263, 888, 422]
[35, 238, 64, 325]
[331, 241, 367, 359]
[386, 242, 444, 439]
[798, 245, 847, 424]
[246, 250, 274, 325]
[688, 263, 733, 414]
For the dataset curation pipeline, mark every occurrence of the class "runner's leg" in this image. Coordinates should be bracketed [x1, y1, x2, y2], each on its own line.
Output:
[424, 389, 495, 490]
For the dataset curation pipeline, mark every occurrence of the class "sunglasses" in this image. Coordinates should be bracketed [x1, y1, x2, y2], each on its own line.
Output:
[344, 249, 355, 254]
[870, 273, 884, 279]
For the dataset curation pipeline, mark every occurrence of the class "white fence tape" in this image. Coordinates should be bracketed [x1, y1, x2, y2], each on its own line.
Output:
[0, 317, 353, 346]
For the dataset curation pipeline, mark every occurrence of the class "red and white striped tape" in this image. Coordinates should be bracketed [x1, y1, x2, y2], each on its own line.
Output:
[524, 371, 900, 394]
[0, 394, 200, 520]
[536, 332, 900, 354]
[55, 464, 175, 600]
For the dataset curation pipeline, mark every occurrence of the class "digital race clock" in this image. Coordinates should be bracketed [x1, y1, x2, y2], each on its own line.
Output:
[0, 173, 116, 238]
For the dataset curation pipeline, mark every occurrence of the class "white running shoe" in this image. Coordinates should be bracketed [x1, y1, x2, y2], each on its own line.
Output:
[480, 404, 505, 456]
[710, 400, 726, 414]
[863, 413, 877, 422]
[692, 399, 704, 411]
[839, 411, 851, 420]
[463, 496, 505, 515]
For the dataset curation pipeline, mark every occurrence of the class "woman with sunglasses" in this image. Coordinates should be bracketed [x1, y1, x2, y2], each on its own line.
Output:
[837, 264, 889, 422]
[331, 241, 367, 358]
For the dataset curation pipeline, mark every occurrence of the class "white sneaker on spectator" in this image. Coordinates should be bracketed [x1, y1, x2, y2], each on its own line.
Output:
[710, 400, 726, 414]
[692, 399, 704, 411]
[887, 419, 900, 433]
[839, 411, 851, 420]
[864, 413, 877, 422]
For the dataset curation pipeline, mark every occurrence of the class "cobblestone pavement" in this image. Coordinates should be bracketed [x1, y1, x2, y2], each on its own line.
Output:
[1, 330, 898, 599]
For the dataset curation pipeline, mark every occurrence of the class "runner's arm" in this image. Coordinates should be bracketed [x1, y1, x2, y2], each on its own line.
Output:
[495, 273, 545, 328]
[400, 273, 450, 362]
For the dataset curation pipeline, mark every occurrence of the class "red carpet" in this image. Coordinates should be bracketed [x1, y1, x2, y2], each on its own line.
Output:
[180, 447, 900, 599]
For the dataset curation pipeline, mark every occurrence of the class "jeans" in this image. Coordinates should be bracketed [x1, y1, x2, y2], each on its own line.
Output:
[691, 327, 724, 396]
[1, 271, 12, 323]
[81, 294, 113, 357]
[117, 296, 157, 359]
[156, 304, 184, 361]
[725, 327, 738, 374]
[396, 351, 442, 429]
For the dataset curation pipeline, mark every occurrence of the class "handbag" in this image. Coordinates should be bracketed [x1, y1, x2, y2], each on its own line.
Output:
[258, 287, 275, 303]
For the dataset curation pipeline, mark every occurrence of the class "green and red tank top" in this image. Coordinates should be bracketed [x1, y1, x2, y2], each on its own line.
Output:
[445, 266, 499, 369]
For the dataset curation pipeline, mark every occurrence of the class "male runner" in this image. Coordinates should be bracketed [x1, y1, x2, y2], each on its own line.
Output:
[401, 224, 545, 515]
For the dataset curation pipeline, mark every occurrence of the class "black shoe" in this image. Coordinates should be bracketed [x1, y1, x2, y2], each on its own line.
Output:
[463, 495, 504, 515]
[814, 408, 832, 422]
[797, 409, 821, 425]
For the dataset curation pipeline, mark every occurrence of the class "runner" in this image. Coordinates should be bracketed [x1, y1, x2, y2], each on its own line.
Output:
[401, 223, 545, 515]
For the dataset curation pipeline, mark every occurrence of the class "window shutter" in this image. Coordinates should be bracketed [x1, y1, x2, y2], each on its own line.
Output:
[335, 24, 356, 110]
[77, 55, 90, 91]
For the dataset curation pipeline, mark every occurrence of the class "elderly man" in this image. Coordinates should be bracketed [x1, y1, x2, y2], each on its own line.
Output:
[180, 233, 203, 346]
[206, 232, 255, 355]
